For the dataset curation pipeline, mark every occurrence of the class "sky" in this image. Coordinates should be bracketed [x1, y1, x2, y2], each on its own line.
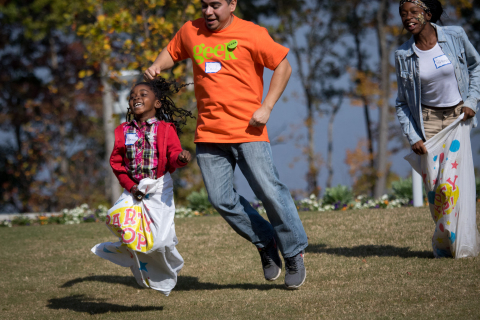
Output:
[232, 51, 480, 202]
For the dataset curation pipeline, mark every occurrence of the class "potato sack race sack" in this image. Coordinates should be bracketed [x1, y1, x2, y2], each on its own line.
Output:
[91, 173, 184, 296]
[405, 115, 480, 259]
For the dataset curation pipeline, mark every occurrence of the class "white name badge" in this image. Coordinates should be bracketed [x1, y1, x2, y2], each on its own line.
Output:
[205, 62, 222, 73]
[433, 55, 451, 69]
[125, 133, 138, 146]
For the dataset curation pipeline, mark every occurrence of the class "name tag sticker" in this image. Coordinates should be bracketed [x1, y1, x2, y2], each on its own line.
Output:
[125, 133, 138, 146]
[433, 55, 451, 69]
[205, 62, 222, 73]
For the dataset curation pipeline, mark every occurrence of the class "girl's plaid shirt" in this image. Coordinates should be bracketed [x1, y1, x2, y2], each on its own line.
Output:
[123, 117, 160, 182]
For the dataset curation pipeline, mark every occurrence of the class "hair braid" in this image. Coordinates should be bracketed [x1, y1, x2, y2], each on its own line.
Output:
[126, 77, 194, 134]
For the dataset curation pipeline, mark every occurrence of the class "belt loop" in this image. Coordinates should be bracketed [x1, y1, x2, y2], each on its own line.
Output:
[453, 106, 457, 117]
[426, 109, 430, 121]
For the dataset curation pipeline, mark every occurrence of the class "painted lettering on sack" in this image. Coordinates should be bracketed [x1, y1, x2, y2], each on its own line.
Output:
[105, 205, 154, 253]
[193, 41, 238, 64]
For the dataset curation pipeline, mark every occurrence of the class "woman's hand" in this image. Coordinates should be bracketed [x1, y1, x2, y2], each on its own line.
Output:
[461, 107, 476, 121]
[130, 185, 145, 201]
[412, 140, 427, 155]
[178, 150, 191, 163]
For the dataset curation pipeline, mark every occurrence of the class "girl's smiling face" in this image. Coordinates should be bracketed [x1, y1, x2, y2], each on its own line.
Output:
[129, 84, 161, 121]
[400, 2, 431, 35]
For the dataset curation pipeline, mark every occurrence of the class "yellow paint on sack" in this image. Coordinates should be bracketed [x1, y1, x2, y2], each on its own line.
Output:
[433, 177, 459, 220]
[105, 205, 154, 253]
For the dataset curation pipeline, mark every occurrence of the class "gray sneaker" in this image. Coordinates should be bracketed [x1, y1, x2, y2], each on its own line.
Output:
[284, 251, 306, 289]
[258, 238, 282, 281]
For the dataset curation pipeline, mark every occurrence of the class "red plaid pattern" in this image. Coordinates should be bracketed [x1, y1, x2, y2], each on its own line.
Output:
[123, 117, 159, 182]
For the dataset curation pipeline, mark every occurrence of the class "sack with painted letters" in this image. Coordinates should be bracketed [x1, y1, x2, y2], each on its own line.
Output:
[91, 173, 184, 296]
[405, 114, 479, 258]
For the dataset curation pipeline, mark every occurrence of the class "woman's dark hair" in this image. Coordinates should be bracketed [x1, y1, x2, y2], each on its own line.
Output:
[127, 77, 194, 134]
[423, 0, 444, 23]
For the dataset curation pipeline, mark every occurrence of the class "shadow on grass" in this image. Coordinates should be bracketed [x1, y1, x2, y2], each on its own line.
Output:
[46, 294, 163, 314]
[61, 275, 141, 289]
[61, 275, 284, 291]
[175, 276, 284, 291]
[307, 243, 433, 259]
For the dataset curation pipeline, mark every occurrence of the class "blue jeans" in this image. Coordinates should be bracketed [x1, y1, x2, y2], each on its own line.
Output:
[196, 142, 308, 258]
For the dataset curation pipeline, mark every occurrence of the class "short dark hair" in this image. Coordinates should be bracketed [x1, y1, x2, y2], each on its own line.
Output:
[422, 0, 444, 23]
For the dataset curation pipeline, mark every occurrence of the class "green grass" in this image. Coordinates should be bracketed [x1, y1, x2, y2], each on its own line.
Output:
[1, 205, 480, 319]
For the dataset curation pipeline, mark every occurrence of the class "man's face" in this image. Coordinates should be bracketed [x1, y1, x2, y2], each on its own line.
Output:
[201, 0, 236, 31]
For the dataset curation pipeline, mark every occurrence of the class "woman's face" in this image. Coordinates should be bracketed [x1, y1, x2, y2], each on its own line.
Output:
[400, 2, 432, 35]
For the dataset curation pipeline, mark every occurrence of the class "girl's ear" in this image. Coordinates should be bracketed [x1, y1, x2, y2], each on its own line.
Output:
[155, 100, 162, 109]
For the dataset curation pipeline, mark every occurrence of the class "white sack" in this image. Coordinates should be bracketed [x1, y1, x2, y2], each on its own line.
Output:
[405, 114, 479, 258]
[91, 173, 184, 296]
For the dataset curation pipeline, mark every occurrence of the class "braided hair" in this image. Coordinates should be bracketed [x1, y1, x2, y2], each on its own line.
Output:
[126, 77, 194, 134]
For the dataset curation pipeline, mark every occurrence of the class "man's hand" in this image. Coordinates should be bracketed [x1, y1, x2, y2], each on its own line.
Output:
[178, 150, 191, 163]
[144, 65, 161, 81]
[130, 185, 145, 201]
[412, 140, 427, 155]
[461, 106, 476, 121]
[143, 47, 175, 81]
[249, 106, 272, 127]
[249, 58, 291, 127]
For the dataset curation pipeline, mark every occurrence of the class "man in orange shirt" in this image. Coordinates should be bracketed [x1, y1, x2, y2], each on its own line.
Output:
[144, 0, 308, 289]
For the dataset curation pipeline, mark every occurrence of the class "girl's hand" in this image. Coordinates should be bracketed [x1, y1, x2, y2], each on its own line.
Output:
[130, 185, 145, 201]
[178, 150, 191, 163]
[412, 140, 427, 155]
[461, 107, 476, 121]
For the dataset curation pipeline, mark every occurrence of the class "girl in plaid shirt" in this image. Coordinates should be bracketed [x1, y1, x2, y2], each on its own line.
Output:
[110, 77, 194, 197]
[93, 77, 194, 295]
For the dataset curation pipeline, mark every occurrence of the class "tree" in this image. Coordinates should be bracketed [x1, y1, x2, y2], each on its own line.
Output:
[69, 0, 202, 204]
[270, 0, 347, 196]
[0, 0, 106, 212]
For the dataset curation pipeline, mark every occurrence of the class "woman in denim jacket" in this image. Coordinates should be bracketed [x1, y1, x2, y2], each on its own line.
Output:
[395, 0, 480, 258]
[395, 0, 480, 155]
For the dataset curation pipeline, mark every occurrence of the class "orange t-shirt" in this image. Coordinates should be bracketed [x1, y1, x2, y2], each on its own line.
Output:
[167, 15, 289, 143]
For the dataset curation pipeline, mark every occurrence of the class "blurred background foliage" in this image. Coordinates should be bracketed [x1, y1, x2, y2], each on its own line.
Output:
[0, 0, 478, 213]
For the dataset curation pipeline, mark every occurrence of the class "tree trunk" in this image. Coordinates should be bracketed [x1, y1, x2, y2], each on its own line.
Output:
[326, 105, 339, 188]
[306, 100, 319, 196]
[96, 5, 121, 204]
[50, 36, 68, 178]
[100, 62, 120, 204]
[352, 3, 375, 196]
[374, 0, 390, 199]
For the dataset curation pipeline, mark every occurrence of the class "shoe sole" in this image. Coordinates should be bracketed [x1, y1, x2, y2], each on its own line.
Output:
[284, 269, 306, 290]
[266, 266, 282, 281]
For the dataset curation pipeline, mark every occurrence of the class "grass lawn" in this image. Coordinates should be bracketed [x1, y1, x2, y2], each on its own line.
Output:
[1, 204, 480, 319]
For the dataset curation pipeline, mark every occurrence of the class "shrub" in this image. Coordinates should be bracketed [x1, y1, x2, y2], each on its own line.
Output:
[391, 177, 413, 201]
[296, 194, 323, 212]
[323, 185, 354, 206]
[186, 188, 217, 215]
[11, 215, 32, 226]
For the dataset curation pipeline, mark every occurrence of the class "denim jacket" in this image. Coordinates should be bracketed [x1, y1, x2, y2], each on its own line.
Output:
[395, 24, 480, 145]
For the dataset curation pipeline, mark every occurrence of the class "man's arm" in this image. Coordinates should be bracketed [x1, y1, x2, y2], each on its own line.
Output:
[249, 58, 292, 127]
[144, 47, 176, 81]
